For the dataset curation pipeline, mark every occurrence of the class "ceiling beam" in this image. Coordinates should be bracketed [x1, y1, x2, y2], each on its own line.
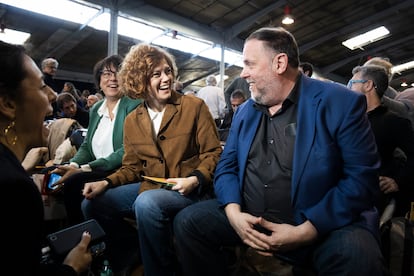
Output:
[32, 8, 104, 60]
[223, 0, 286, 49]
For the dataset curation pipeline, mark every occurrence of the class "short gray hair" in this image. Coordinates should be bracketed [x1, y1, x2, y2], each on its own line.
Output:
[206, 75, 217, 86]
[41, 57, 59, 70]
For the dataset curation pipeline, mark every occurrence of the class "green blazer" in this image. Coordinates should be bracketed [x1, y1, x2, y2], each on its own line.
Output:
[70, 96, 141, 171]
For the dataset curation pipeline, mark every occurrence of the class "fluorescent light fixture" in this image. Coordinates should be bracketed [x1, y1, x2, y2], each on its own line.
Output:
[342, 26, 390, 50]
[153, 33, 213, 54]
[1, 0, 100, 25]
[3, 0, 244, 68]
[0, 28, 31, 45]
[198, 46, 243, 67]
[118, 16, 165, 42]
[391, 60, 414, 74]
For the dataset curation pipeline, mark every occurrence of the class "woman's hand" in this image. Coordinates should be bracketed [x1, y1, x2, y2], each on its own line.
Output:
[50, 164, 82, 188]
[169, 176, 199, 195]
[379, 176, 399, 194]
[21, 147, 48, 172]
[82, 180, 110, 199]
[63, 231, 92, 274]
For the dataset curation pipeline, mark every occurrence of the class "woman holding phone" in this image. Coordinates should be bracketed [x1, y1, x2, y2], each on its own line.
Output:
[0, 41, 92, 275]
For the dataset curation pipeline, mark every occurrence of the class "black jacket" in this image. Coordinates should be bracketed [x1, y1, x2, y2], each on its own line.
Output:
[0, 144, 76, 275]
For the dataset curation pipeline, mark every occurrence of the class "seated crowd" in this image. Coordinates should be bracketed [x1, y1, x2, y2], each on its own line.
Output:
[2, 26, 414, 276]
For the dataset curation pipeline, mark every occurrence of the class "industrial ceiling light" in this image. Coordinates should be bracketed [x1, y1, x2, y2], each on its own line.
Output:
[0, 27, 31, 45]
[342, 26, 390, 50]
[282, 5, 294, 25]
[401, 79, 408, 87]
[392, 60, 414, 75]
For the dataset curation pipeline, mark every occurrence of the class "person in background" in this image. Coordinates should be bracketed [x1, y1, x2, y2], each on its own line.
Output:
[224, 76, 250, 111]
[52, 54, 142, 225]
[80, 43, 222, 275]
[41, 57, 60, 93]
[41, 57, 60, 119]
[364, 57, 397, 99]
[299, 61, 313, 77]
[80, 89, 91, 108]
[197, 74, 227, 126]
[86, 94, 100, 110]
[173, 80, 184, 94]
[395, 87, 414, 127]
[217, 89, 246, 142]
[62, 81, 83, 108]
[363, 57, 413, 122]
[0, 40, 92, 275]
[56, 92, 90, 128]
[95, 92, 104, 101]
[348, 64, 414, 217]
[174, 27, 387, 276]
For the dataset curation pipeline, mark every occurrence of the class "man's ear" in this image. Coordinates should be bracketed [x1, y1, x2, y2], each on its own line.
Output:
[272, 53, 289, 74]
[366, 79, 376, 92]
[0, 96, 17, 120]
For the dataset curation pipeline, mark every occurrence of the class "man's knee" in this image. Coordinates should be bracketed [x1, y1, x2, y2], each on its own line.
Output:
[313, 227, 385, 274]
[174, 206, 196, 240]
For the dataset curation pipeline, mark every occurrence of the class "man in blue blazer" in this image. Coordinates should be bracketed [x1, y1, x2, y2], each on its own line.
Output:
[174, 27, 387, 275]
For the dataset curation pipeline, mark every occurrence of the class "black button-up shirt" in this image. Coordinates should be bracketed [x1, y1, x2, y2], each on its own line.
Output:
[243, 77, 300, 225]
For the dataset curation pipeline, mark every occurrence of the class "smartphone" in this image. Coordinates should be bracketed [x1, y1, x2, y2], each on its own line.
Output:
[46, 219, 106, 257]
[47, 173, 62, 191]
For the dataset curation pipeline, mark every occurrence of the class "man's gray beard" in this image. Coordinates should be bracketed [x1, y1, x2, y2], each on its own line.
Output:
[252, 94, 264, 105]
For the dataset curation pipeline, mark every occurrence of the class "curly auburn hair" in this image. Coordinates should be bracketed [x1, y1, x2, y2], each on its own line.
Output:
[119, 43, 177, 99]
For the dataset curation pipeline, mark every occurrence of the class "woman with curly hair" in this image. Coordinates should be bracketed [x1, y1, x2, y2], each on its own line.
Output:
[80, 43, 222, 275]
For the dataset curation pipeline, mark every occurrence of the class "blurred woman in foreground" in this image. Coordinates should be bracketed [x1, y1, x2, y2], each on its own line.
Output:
[0, 40, 92, 275]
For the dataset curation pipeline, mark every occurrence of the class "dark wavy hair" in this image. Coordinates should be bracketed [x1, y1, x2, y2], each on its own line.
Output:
[0, 41, 27, 100]
[92, 54, 124, 91]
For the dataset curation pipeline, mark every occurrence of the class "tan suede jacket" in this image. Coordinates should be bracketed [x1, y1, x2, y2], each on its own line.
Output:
[106, 91, 222, 196]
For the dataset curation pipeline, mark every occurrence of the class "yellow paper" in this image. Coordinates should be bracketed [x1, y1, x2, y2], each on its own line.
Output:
[142, 176, 175, 186]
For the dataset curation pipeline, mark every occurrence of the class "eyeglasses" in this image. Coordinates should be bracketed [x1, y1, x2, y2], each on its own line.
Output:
[100, 69, 118, 80]
[347, 79, 367, 88]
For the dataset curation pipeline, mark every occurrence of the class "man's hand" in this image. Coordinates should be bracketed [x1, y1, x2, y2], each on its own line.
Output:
[224, 204, 319, 256]
[224, 204, 263, 247]
[247, 219, 318, 256]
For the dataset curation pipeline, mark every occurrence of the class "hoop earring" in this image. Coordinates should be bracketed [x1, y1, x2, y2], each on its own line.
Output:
[4, 121, 17, 146]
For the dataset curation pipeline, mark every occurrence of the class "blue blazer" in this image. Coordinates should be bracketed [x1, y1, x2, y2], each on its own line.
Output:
[214, 76, 381, 238]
